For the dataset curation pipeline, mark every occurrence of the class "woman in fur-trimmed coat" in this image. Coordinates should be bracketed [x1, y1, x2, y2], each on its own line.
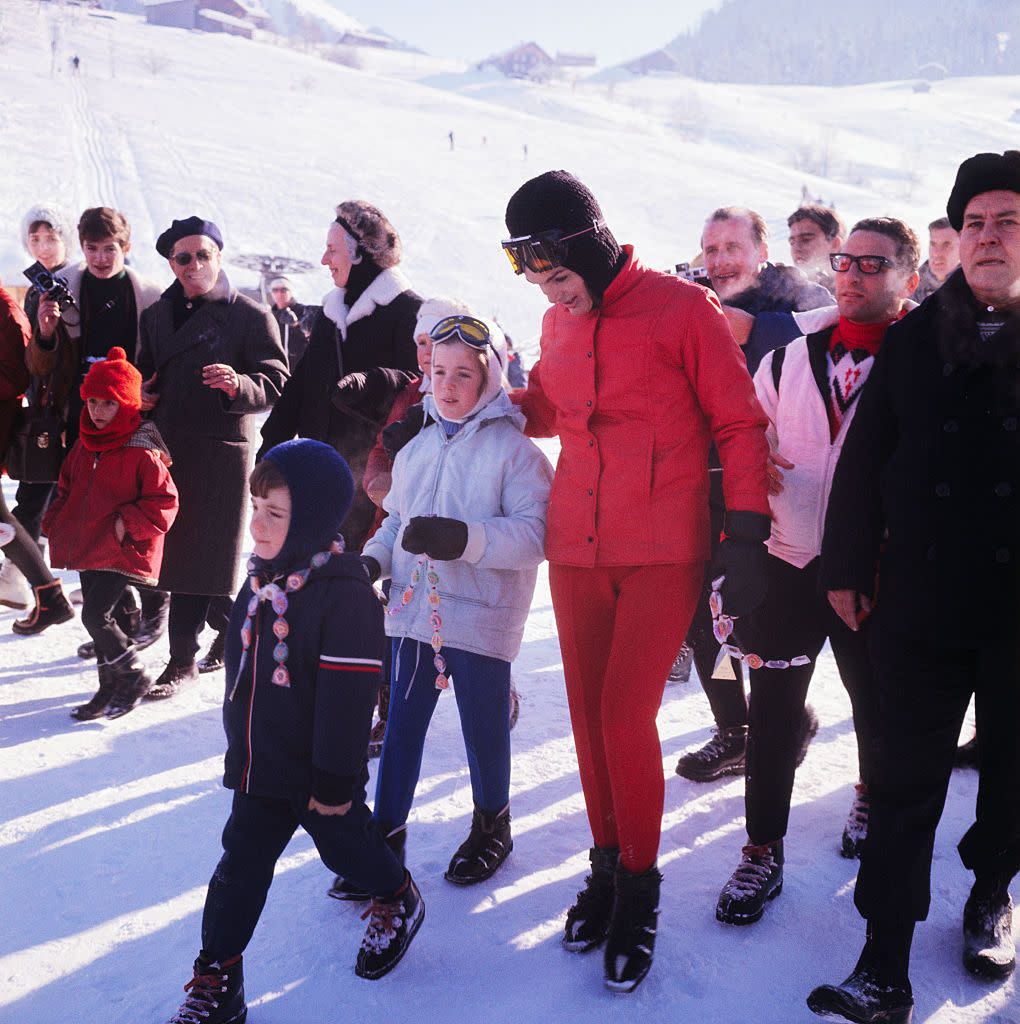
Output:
[258, 201, 422, 551]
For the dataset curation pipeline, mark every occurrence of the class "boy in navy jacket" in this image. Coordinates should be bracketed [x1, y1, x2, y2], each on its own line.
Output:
[165, 439, 423, 1024]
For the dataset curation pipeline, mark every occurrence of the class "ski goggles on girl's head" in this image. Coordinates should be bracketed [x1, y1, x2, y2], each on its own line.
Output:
[501, 219, 604, 275]
[429, 315, 503, 366]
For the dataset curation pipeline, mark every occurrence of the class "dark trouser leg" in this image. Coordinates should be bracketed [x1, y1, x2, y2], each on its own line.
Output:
[827, 609, 881, 788]
[373, 639, 443, 830]
[855, 641, 972, 924]
[742, 556, 828, 845]
[302, 798, 405, 898]
[446, 647, 512, 815]
[79, 570, 133, 661]
[958, 644, 1020, 888]
[0, 487, 53, 587]
[11, 481, 55, 544]
[139, 586, 169, 622]
[201, 791, 298, 960]
[168, 593, 211, 662]
[205, 595, 232, 633]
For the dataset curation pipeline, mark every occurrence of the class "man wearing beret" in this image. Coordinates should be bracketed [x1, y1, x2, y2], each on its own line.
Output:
[138, 217, 288, 698]
[808, 152, 1020, 1023]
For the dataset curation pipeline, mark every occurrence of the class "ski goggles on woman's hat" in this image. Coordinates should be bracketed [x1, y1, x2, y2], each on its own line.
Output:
[430, 315, 503, 367]
[500, 220, 604, 275]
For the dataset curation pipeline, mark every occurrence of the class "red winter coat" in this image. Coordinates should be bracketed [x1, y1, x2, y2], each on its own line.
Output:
[42, 425, 179, 585]
[0, 287, 31, 463]
[516, 246, 769, 567]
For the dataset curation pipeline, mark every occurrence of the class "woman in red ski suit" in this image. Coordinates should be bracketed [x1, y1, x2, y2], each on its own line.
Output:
[503, 170, 770, 993]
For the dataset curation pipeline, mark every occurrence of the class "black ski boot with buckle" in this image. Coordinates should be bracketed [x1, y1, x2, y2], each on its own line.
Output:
[444, 803, 513, 885]
[716, 839, 784, 924]
[676, 725, 747, 782]
[603, 864, 661, 994]
[355, 871, 425, 980]
[564, 845, 619, 952]
[167, 952, 246, 1024]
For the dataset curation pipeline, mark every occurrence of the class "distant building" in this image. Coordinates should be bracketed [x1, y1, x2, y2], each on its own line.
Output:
[479, 42, 557, 81]
[143, 0, 268, 36]
[555, 51, 597, 68]
[915, 61, 949, 80]
[624, 48, 680, 76]
[338, 29, 392, 49]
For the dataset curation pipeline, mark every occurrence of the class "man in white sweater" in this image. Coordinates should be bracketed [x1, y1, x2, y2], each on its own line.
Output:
[714, 217, 920, 928]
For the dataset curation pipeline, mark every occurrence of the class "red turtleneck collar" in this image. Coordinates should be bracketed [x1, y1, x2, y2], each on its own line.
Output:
[830, 309, 907, 356]
[79, 406, 142, 452]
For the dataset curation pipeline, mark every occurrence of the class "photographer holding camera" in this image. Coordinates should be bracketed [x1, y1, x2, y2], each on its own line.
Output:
[22, 207, 168, 639]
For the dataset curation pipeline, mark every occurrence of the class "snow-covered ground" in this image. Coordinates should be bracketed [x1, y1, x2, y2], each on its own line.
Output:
[0, 3, 1016, 1021]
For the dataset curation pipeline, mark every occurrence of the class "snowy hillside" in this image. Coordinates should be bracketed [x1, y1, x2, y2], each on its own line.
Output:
[0, 2, 1017, 1023]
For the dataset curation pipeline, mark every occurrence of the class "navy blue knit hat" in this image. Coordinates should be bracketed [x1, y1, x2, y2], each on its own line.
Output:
[261, 439, 354, 567]
[156, 216, 224, 258]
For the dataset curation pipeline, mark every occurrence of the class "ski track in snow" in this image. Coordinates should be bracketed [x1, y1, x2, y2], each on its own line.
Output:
[0, 3, 1017, 1022]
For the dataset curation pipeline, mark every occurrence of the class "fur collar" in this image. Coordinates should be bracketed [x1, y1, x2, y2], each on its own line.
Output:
[321, 267, 412, 338]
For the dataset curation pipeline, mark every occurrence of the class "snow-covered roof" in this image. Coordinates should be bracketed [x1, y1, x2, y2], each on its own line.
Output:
[197, 7, 254, 29]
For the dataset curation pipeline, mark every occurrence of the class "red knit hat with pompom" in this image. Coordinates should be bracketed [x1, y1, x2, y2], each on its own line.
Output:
[80, 346, 142, 411]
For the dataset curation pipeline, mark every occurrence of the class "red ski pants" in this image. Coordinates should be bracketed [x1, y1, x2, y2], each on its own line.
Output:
[550, 561, 703, 872]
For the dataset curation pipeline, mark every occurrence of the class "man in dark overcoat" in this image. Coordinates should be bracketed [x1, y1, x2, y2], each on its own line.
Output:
[137, 217, 288, 699]
[807, 152, 1020, 1023]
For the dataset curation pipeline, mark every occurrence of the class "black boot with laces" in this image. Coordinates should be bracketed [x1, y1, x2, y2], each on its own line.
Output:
[444, 804, 513, 885]
[603, 864, 661, 993]
[355, 871, 425, 979]
[564, 845, 619, 952]
[675, 725, 747, 782]
[716, 839, 784, 924]
[167, 952, 246, 1024]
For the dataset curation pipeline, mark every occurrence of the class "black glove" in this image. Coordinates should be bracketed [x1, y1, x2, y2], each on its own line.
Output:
[382, 402, 426, 459]
[360, 555, 381, 584]
[401, 516, 469, 561]
[710, 510, 771, 619]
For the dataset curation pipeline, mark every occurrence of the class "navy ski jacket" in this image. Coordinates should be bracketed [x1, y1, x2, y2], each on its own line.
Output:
[222, 552, 385, 807]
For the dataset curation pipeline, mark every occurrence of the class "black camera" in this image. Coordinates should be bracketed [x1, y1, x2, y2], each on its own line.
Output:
[671, 261, 711, 288]
[23, 262, 80, 324]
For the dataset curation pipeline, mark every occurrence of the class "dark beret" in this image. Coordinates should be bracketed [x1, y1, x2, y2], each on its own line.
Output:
[156, 216, 224, 258]
[947, 151, 1020, 230]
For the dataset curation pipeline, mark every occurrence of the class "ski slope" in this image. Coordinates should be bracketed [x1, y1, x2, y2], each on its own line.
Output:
[0, 3, 1016, 1021]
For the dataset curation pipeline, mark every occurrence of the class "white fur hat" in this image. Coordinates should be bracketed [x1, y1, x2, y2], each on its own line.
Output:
[20, 202, 75, 254]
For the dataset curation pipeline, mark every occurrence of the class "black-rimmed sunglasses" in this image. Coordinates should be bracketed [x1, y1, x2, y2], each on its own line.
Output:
[501, 220, 604, 275]
[169, 249, 217, 267]
[829, 253, 894, 275]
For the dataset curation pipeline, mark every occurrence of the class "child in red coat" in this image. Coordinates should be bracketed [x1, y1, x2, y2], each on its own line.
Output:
[43, 346, 179, 720]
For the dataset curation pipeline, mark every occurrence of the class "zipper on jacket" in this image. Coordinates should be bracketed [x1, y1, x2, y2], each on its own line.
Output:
[240, 611, 261, 793]
[425, 434, 452, 513]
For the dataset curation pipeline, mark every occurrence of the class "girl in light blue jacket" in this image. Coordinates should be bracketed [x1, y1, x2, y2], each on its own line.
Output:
[360, 314, 553, 888]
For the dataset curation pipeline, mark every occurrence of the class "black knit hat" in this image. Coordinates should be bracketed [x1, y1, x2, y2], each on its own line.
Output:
[505, 170, 623, 299]
[947, 151, 1020, 230]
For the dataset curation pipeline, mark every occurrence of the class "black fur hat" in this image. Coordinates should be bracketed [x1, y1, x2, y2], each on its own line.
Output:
[947, 151, 1020, 230]
[505, 170, 624, 300]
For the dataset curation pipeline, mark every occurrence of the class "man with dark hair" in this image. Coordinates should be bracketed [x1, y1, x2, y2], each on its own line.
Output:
[714, 217, 919, 928]
[788, 203, 847, 291]
[913, 216, 961, 302]
[808, 151, 1020, 1024]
